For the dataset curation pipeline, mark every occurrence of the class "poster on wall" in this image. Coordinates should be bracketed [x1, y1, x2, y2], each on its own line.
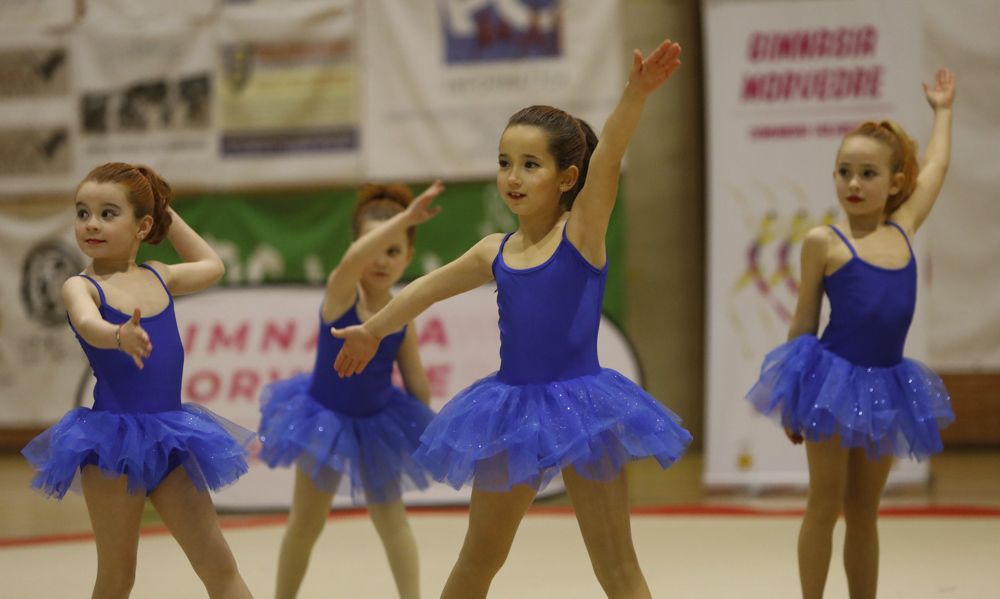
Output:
[71, 14, 217, 187]
[0, 36, 75, 195]
[0, 0, 76, 32]
[363, 0, 624, 180]
[216, 0, 361, 185]
[0, 200, 87, 425]
[703, 0, 929, 488]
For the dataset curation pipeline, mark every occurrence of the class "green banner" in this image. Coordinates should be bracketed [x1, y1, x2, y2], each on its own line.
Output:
[140, 181, 626, 324]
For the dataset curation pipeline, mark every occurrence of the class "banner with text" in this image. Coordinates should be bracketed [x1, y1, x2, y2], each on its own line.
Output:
[363, 0, 624, 180]
[703, 0, 929, 488]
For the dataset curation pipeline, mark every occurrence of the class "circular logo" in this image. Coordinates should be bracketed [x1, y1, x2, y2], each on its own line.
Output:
[21, 239, 84, 326]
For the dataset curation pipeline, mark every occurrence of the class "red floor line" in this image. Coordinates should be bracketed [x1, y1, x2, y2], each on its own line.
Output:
[3, 504, 999, 549]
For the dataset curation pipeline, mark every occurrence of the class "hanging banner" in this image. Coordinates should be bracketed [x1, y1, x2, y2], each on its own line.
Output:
[703, 0, 930, 488]
[363, 0, 624, 180]
[920, 0, 1000, 369]
[71, 13, 217, 187]
[215, 0, 361, 185]
[84, 0, 218, 22]
[0, 199, 88, 425]
[0, 34, 75, 195]
[0, 0, 76, 32]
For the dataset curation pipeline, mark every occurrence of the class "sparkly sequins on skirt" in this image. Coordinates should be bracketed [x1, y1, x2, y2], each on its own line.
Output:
[258, 374, 435, 504]
[747, 334, 953, 459]
[22, 404, 255, 498]
[413, 368, 692, 492]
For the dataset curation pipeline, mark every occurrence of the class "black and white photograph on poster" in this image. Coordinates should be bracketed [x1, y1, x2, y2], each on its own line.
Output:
[80, 73, 211, 135]
[0, 37, 75, 193]
[72, 15, 216, 186]
[0, 47, 69, 99]
[0, 127, 71, 177]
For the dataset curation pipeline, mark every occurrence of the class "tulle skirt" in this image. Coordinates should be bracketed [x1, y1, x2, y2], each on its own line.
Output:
[22, 403, 255, 499]
[413, 368, 692, 492]
[258, 374, 435, 504]
[746, 334, 953, 459]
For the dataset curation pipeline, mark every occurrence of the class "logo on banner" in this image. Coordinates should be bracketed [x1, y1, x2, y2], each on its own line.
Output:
[21, 240, 85, 326]
[441, 0, 561, 63]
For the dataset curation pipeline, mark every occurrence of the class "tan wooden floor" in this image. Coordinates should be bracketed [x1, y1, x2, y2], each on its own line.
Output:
[2, 450, 999, 598]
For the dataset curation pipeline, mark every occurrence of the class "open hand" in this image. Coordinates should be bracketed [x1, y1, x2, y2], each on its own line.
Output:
[923, 68, 956, 110]
[627, 38, 682, 97]
[119, 308, 152, 369]
[330, 324, 381, 377]
[405, 180, 445, 226]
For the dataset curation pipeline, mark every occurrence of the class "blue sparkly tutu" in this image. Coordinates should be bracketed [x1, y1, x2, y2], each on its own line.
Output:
[747, 335, 953, 459]
[22, 404, 255, 499]
[413, 368, 692, 492]
[258, 374, 435, 504]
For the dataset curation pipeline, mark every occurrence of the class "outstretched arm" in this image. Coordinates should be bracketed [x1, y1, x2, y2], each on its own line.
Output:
[567, 38, 682, 265]
[892, 68, 956, 234]
[331, 234, 503, 377]
[323, 181, 444, 321]
[63, 278, 151, 369]
[147, 207, 225, 295]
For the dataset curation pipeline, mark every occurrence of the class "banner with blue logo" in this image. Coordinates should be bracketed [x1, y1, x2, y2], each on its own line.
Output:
[363, 0, 624, 180]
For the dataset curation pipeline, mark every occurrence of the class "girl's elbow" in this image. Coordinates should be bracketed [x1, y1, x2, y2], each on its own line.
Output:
[209, 259, 226, 283]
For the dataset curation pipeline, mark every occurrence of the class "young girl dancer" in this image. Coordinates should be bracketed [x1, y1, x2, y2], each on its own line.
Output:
[331, 39, 692, 599]
[22, 162, 254, 599]
[746, 69, 956, 598]
[257, 183, 442, 599]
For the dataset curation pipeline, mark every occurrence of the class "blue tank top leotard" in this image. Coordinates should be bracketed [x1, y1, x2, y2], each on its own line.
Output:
[21, 264, 253, 498]
[413, 223, 692, 492]
[258, 301, 435, 504]
[747, 222, 953, 459]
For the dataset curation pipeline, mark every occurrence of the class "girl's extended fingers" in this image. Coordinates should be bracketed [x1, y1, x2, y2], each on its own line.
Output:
[337, 356, 352, 378]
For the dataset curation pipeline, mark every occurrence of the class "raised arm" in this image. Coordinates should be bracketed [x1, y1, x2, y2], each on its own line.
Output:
[63, 278, 151, 369]
[567, 38, 682, 264]
[147, 207, 225, 295]
[892, 68, 956, 234]
[323, 181, 443, 321]
[331, 234, 503, 377]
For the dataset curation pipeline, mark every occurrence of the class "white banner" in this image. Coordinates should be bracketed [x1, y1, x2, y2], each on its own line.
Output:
[77, 285, 643, 508]
[62, 0, 359, 191]
[363, 0, 624, 180]
[703, 0, 929, 488]
[0, 200, 88, 425]
[921, 0, 1000, 369]
[0, 34, 76, 195]
[0, 0, 76, 32]
[215, 0, 361, 185]
[72, 12, 217, 186]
